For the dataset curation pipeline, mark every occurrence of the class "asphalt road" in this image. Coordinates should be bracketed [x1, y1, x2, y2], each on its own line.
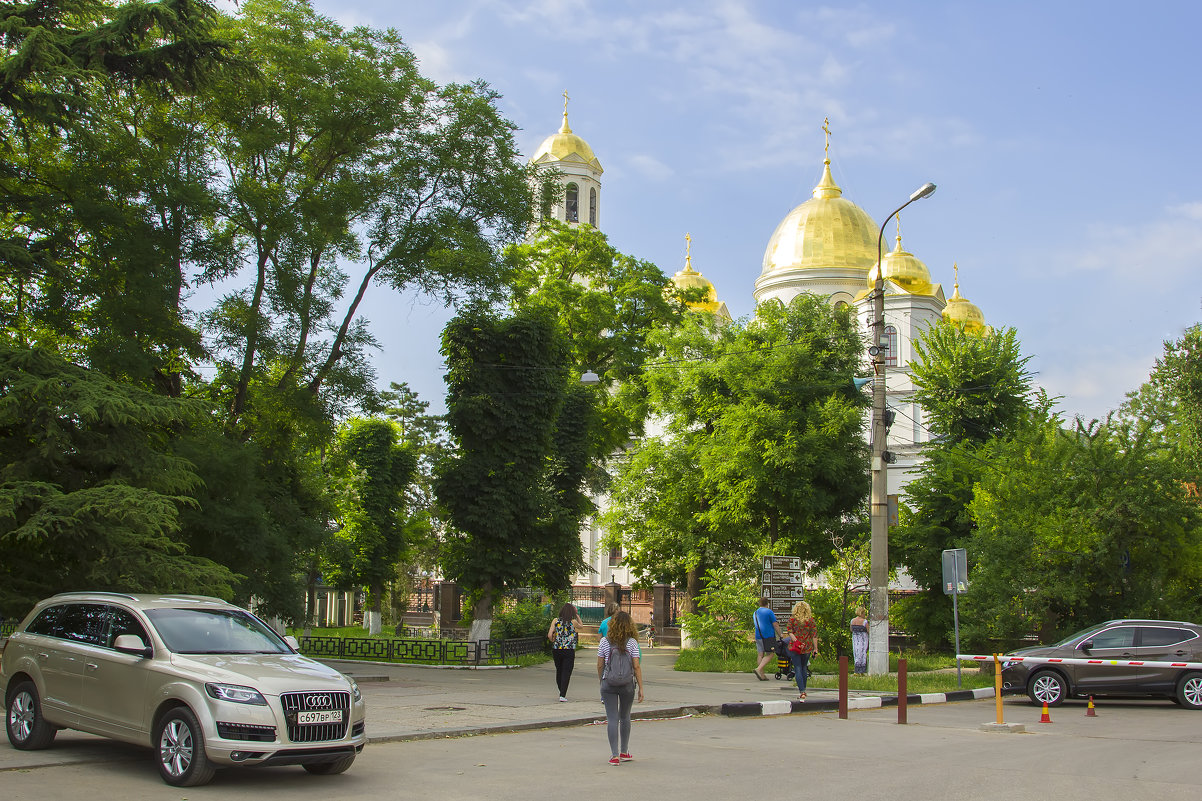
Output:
[3, 697, 1199, 801]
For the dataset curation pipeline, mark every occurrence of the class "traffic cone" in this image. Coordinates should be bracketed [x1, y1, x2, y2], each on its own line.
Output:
[1086, 696, 1096, 717]
[1039, 702, 1052, 723]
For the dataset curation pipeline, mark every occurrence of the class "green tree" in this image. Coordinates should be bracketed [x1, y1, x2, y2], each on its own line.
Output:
[960, 414, 1202, 647]
[891, 322, 1035, 648]
[609, 297, 870, 608]
[326, 418, 417, 634]
[0, 345, 235, 616]
[504, 220, 690, 450]
[435, 306, 577, 640]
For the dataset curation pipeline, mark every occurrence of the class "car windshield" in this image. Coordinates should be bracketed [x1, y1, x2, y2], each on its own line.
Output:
[146, 608, 292, 655]
[1049, 623, 1109, 648]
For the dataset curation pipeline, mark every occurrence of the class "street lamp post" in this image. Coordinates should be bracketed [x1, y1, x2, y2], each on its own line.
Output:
[868, 181, 935, 675]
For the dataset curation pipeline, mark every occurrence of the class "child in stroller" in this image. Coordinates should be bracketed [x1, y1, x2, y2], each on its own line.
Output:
[773, 638, 794, 680]
[773, 639, 814, 681]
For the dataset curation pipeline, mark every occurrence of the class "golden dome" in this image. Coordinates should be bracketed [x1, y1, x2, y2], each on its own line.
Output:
[671, 233, 721, 312]
[942, 264, 986, 334]
[530, 111, 603, 173]
[866, 232, 934, 295]
[761, 159, 879, 276]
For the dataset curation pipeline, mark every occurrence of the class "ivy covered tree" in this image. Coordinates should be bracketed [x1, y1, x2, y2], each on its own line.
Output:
[435, 305, 589, 640]
[325, 418, 417, 635]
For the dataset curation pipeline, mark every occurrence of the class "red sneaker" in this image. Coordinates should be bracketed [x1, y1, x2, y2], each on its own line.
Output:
[608, 757, 621, 766]
[619, 753, 634, 762]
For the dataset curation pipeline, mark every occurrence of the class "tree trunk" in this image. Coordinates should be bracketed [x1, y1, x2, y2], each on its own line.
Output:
[468, 583, 494, 643]
[366, 581, 383, 636]
[681, 563, 704, 649]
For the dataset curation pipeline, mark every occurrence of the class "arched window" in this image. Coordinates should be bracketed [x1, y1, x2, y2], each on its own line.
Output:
[589, 187, 597, 225]
[565, 183, 579, 222]
[883, 325, 898, 367]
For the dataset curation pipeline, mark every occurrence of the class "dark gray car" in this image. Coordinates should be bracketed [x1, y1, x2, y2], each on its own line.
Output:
[1001, 619, 1202, 709]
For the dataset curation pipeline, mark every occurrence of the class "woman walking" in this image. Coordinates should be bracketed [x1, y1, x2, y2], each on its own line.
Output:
[785, 600, 818, 701]
[597, 611, 644, 765]
[849, 606, 869, 675]
[547, 603, 582, 701]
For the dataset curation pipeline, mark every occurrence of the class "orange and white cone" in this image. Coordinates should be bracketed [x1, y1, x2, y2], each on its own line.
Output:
[1039, 702, 1052, 723]
[1086, 696, 1096, 717]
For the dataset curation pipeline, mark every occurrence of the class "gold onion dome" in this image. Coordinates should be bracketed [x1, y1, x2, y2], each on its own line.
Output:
[865, 231, 934, 295]
[942, 264, 986, 334]
[761, 158, 879, 276]
[672, 233, 721, 312]
[530, 109, 603, 172]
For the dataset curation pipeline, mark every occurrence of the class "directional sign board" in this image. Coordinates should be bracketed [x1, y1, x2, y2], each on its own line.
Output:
[761, 555, 804, 616]
[942, 548, 968, 595]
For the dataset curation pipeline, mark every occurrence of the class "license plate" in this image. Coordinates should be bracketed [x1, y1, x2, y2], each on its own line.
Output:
[297, 710, 342, 725]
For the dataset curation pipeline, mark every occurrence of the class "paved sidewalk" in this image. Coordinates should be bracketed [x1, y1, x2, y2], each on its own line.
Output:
[0, 647, 967, 770]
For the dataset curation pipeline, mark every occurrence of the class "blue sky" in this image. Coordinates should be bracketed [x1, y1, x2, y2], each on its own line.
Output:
[305, 0, 1202, 422]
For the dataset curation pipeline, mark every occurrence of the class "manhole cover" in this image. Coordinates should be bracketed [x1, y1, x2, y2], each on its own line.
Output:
[424, 706, 466, 711]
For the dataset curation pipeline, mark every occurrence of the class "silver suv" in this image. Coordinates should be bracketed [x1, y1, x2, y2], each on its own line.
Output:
[1, 593, 366, 786]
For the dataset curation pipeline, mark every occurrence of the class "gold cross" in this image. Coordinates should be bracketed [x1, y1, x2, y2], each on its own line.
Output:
[822, 117, 831, 158]
[563, 90, 570, 116]
[685, 232, 692, 269]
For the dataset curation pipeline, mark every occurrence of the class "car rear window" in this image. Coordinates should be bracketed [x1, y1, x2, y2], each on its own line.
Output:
[26, 604, 108, 645]
[1139, 627, 1196, 647]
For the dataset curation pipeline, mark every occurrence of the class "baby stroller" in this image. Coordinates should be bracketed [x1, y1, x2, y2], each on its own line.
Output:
[773, 639, 795, 681]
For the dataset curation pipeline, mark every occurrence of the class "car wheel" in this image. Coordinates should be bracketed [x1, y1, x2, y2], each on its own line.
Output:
[155, 707, 216, 787]
[5, 681, 57, 750]
[1175, 673, 1202, 710]
[302, 754, 356, 775]
[1027, 670, 1067, 707]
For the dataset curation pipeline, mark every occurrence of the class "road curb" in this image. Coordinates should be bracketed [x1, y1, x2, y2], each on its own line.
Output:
[720, 687, 994, 717]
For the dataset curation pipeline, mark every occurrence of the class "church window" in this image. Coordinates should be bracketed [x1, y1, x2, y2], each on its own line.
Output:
[589, 187, 597, 225]
[883, 325, 898, 367]
[565, 183, 579, 222]
[608, 544, 622, 566]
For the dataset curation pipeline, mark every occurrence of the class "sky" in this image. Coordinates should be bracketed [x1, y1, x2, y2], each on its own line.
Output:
[300, 0, 1202, 422]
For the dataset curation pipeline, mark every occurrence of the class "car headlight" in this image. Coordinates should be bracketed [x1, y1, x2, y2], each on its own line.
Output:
[206, 683, 267, 705]
[347, 676, 362, 703]
[1000, 659, 1019, 670]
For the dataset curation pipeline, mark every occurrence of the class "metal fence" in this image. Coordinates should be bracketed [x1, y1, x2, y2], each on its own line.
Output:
[297, 634, 545, 666]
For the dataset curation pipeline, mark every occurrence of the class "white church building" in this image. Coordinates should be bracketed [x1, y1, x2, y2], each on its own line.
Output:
[526, 104, 987, 588]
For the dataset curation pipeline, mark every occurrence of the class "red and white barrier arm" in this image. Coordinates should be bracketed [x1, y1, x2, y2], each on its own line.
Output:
[957, 654, 1202, 670]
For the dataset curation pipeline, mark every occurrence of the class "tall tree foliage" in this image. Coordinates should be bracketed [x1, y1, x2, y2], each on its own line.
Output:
[960, 413, 1202, 647]
[435, 306, 586, 639]
[0, 345, 235, 616]
[606, 297, 870, 606]
[326, 418, 417, 634]
[891, 322, 1035, 648]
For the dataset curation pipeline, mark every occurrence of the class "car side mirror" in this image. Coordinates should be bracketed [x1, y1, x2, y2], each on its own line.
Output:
[284, 635, 300, 651]
[113, 634, 151, 658]
[1079, 639, 1093, 654]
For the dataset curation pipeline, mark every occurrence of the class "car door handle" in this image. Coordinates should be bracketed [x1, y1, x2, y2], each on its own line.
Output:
[37, 652, 50, 660]
[85, 662, 99, 671]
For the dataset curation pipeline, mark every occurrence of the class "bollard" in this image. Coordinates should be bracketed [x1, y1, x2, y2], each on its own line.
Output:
[994, 653, 1003, 724]
[898, 657, 907, 724]
[838, 655, 848, 719]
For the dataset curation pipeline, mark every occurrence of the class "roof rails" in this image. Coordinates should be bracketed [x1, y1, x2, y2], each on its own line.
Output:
[51, 591, 140, 601]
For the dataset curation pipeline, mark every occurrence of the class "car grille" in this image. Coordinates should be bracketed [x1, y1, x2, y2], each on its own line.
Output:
[216, 722, 277, 742]
[280, 691, 351, 743]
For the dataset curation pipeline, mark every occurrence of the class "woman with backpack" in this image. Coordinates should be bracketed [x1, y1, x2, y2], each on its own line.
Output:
[596, 610, 644, 765]
[547, 603, 582, 701]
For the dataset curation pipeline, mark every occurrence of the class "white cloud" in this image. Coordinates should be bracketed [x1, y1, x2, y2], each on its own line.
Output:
[1069, 203, 1202, 283]
[625, 153, 675, 182]
[1035, 351, 1157, 424]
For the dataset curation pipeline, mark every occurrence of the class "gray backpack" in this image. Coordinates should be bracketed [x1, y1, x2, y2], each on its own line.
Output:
[602, 643, 635, 691]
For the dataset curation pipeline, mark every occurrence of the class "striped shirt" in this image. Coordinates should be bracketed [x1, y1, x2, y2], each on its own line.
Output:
[597, 637, 641, 663]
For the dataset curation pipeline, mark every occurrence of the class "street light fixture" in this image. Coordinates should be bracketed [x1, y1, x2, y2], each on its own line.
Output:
[867, 181, 936, 675]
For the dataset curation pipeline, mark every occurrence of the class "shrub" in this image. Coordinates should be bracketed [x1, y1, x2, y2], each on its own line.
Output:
[680, 570, 759, 659]
[491, 597, 553, 640]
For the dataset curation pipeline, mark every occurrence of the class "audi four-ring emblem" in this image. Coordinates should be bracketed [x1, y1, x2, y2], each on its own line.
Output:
[304, 694, 332, 708]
